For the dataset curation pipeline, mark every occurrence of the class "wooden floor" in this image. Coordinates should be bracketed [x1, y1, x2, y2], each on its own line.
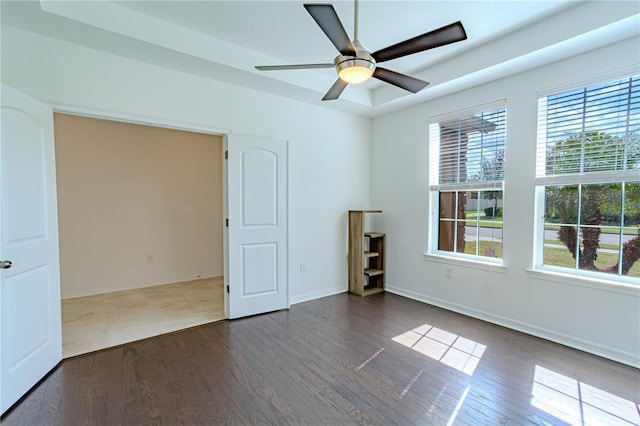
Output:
[62, 277, 225, 357]
[3, 292, 639, 425]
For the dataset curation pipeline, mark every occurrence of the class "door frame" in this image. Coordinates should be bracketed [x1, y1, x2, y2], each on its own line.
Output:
[48, 104, 237, 316]
[43, 102, 291, 319]
[44, 103, 290, 320]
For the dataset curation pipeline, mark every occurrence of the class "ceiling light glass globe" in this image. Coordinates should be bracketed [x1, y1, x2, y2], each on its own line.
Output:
[336, 57, 375, 84]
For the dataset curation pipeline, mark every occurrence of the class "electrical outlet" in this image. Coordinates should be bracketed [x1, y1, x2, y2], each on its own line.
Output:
[445, 267, 453, 279]
[300, 262, 306, 273]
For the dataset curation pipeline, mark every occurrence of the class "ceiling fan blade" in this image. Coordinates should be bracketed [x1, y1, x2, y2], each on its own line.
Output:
[372, 21, 467, 63]
[304, 4, 356, 56]
[256, 63, 334, 71]
[322, 78, 348, 101]
[372, 67, 430, 93]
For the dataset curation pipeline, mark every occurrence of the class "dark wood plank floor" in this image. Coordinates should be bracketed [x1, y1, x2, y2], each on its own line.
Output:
[3, 292, 639, 425]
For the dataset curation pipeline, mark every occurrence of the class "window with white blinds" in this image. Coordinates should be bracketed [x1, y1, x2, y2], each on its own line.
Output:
[428, 104, 506, 261]
[534, 74, 640, 282]
[536, 75, 640, 183]
[430, 106, 507, 190]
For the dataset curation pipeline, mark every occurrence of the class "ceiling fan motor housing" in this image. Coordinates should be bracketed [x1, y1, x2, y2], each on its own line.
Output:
[334, 41, 376, 83]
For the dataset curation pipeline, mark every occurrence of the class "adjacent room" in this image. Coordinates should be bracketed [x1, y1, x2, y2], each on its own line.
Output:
[1, 0, 639, 424]
[53, 113, 225, 357]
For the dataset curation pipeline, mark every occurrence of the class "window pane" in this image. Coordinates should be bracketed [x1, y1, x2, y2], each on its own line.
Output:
[625, 183, 640, 227]
[623, 183, 640, 277]
[580, 184, 621, 227]
[543, 230, 576, 269]
[437, 190, 504, 259]
[439, 192, 456, 219]
[463, 220, 478, 256]
[439, 219, 456, 252]
[623, 228, 640, 278]
[438, 191, 469, 254]
[545, 185, 578, 225]
[479, 190, 502, 258]
[466, 191, 480, 217]
[544, 185, 578, 269]
[579, 230, 619, 276]
[464, 191, 479, 256]
[482, 190, 503, 218]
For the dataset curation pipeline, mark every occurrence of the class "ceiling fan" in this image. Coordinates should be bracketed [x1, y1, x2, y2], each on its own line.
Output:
[255, 0, 467, 101]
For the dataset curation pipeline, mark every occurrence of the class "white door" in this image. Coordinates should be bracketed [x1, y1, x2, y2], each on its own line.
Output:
[0, 83, 62, 414]
[226, 134, 288, 319]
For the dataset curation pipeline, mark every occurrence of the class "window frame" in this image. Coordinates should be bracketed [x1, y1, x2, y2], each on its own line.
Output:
[427, 101, 507, 265]
[533, 74, 640, 285]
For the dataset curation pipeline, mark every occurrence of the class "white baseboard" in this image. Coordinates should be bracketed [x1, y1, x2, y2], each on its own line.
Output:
[289, 286, 347, 306]
[385, 284, 639, 369]
[62, 274, 223, 299]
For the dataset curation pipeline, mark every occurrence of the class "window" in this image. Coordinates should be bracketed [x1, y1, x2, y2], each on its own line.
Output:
[429, 103, 506, 261]
[535, 75, 640, 282]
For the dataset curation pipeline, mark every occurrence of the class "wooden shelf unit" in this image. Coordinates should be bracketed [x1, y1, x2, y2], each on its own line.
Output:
[348, 210, 385, 297]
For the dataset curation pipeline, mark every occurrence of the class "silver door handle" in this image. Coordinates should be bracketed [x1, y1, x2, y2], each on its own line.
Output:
[0, 260, 12, 269]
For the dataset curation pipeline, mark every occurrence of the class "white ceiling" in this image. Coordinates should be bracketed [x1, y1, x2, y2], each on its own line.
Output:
[2, 1, 639, 117]
[113, 0, 567, 76]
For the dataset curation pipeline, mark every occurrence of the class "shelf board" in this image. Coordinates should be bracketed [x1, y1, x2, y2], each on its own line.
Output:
[364, 268, 384, 277]
[362, 287, 384, 296]
[364, 232, 385, 238]
[364, 251, 379, 258]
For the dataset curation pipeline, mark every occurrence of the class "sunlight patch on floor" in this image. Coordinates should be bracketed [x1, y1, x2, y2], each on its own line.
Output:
[531, 365, 640, 425]
[399, 370, 423, 399]
[446, 385, 471, 426]
[356, 347, 385, 371]
[392, 324, 486, 375]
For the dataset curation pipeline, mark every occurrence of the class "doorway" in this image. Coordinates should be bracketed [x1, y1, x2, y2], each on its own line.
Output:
[53, 113, 225, 357]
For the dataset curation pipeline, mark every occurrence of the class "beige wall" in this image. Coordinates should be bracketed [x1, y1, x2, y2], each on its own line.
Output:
[54, 113, 223, 299]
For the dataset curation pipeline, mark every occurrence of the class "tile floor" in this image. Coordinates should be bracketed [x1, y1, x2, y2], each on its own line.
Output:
[61, 277, 225, 358]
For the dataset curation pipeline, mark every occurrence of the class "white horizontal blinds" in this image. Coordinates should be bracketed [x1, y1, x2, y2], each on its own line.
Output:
[432, 107, 506, 191]
[537, 75, 640, 181]
[428, 123, 441, 187]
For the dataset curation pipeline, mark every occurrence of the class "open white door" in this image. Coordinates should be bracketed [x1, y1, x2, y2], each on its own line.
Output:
[0, 83, 62, 414]
[226, 134, 288, 319]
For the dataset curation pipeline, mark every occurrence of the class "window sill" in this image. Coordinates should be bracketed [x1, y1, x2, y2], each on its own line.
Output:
[424, 253, 508, 273]
[526, 269, 640, 296]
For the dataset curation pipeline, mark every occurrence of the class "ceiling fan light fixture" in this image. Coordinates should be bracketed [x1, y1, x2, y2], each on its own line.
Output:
[336, 57, 375, 84]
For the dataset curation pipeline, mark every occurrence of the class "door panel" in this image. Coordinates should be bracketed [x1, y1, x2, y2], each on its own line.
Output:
[1, 83, 62, 414]
[242, 243, 278, 296]
[6, 266, 51, 363]
[242, 150, 277, 226]
[227, 134, 287, 319]
[2, 109, 47, 242]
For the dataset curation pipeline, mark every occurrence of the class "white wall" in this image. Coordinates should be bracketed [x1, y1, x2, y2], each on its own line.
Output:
[371, 36, 640, 367]
[4, 15, 638, 367]
[0, 26, 372, 305]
